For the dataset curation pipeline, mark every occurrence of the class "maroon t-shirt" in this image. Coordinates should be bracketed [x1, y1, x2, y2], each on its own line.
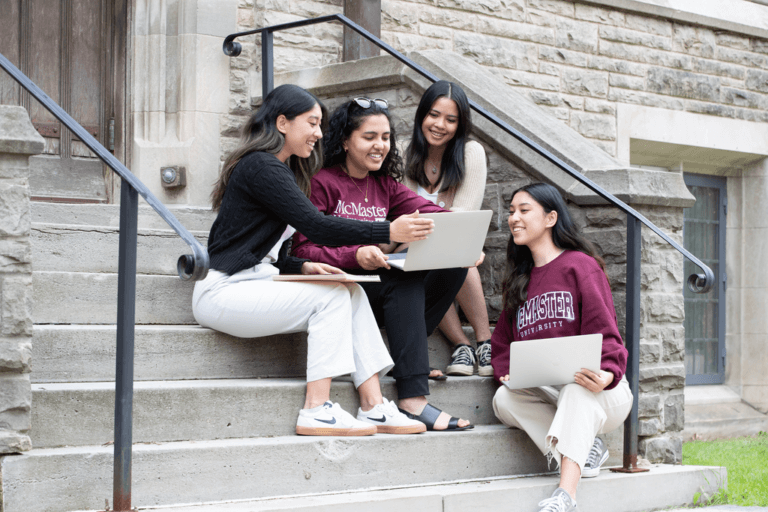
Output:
[490, 250, 628, 390]
[292, 166, 445, 269]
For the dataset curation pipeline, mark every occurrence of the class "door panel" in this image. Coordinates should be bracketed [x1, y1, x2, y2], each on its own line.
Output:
[28, 0, 62, 131]
[0, 0, 22, 105]
[0, 0, 126, 203]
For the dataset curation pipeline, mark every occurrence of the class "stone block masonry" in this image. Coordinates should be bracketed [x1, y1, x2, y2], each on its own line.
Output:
[0, 106, 43, 454]
[233, 0, 768, 157]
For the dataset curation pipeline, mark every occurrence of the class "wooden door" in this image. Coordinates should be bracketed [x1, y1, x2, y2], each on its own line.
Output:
[0, 0, 127, 203]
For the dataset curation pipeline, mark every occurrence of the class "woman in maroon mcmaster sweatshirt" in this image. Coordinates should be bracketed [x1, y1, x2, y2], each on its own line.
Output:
[292, 97, 477, 431]
[490, 183, 632, 512]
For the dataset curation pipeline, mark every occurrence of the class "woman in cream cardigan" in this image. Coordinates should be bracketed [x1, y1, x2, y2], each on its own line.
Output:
[402, 80, 493, 378]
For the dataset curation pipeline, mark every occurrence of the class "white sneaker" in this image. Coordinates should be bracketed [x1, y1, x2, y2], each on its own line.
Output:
[296, 401, 376, 436]
[581, 437, 609, 478]
[357, 398, 426, 434]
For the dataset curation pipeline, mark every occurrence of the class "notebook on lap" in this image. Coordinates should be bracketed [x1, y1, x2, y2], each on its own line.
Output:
[387, 210, 493, 271]
[503, 334, 603, 389]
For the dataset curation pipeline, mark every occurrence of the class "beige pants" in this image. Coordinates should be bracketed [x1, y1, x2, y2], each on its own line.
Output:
[492, 376, 632, 471]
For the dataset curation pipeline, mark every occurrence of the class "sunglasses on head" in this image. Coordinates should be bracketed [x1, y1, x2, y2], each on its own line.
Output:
[351, 97, 388, 110]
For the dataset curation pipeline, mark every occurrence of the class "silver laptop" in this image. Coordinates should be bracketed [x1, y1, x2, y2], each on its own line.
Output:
[503, 334, 603, 390]
[387, 211, 493, 271]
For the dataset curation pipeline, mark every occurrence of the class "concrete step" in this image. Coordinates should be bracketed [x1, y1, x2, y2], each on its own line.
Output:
[32, 325, 308, 382]
[31, 202, 217, 232]
[33, 271, 195, 324]
[129, 464, 726, 512]
[31, 223, 208, 275]
[30, 377, 500, 448]
[31, 325, 460, 383]
[1, 426, 550, 512]
[682, 401, 768, 441]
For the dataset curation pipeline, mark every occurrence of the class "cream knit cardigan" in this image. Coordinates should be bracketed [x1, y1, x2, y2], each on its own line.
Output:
[402, 140, 487, 211]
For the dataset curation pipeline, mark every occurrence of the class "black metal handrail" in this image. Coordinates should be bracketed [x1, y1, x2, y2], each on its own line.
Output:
[0, 52, 209, 511]
[224, 13, 714, 475]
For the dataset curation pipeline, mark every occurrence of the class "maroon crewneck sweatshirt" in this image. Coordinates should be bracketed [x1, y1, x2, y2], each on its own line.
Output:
[491, 250, 628, 390]
[292, 165, 445, 269]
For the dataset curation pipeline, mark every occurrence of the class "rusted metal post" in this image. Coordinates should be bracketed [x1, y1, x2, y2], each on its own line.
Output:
[612, 215, 649, 473]
[343, 0, 381, 61]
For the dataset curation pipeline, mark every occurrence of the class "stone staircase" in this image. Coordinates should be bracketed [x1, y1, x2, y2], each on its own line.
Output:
[0, 202, 724, 512]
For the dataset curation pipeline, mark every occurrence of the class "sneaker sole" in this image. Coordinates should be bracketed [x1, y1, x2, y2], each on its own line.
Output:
[373, 423, 427, 434]
[446, 364, 474, 376]
[477, 365, 493, 377]
[296, 425, 377, 436]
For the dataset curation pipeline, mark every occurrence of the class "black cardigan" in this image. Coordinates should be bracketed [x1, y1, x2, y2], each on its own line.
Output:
[207, 151, 392, 275]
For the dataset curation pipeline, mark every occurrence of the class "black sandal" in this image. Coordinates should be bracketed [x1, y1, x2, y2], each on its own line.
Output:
[387, 368, 447, 381]
[397, 403, 473, 431]
[429, 367, 447, 381]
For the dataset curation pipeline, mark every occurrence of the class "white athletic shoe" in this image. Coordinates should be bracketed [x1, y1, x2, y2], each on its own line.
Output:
[296, 401, 376, 436]
[357, 398, 426, 434]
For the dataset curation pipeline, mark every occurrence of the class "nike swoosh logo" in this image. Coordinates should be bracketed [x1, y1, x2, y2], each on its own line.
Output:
[316, 417, 336, 425]
[367, 415, 387, 423]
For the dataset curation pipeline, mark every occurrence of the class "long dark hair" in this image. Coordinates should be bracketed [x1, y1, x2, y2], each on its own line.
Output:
[323, 99, 403, 181]
[502, 183, 606, 314]
[211, 84, 327, 210]
[405, 80, 472, 192]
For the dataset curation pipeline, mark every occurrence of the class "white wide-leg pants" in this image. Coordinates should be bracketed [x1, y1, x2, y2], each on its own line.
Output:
[493, 376, 632, 471]
[192, 265, 394, 387]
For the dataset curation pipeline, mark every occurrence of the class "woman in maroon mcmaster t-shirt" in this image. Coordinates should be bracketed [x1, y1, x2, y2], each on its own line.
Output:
[292, 97, 482, 432]
[490, 183, 632, 512]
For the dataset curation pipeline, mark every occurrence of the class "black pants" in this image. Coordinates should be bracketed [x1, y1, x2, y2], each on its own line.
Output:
[359, 267, 468, 400]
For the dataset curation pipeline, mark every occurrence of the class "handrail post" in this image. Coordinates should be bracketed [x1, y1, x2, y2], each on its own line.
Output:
[113, 180, 139, 510]
[612, 215, 648, 473]
[262, 30, 273, 96]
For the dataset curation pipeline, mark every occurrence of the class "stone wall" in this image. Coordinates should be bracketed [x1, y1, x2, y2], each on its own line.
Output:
[231, 0, 768, 161]
[383, 0, 768, 159]
[0, 106, 41, 453]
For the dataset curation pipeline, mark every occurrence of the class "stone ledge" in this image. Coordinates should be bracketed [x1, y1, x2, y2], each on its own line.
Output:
[586, 0, 768, 40]
[570, 168, 695, 208]
[273, 49, 694, 207]
[0, 107, 44, 156]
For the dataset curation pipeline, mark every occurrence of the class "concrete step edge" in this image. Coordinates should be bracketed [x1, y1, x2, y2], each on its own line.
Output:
[0, 425, 551, 511]
[20, 424, 512, 456]
[31, 324, 469, 383]
[30, 375, 504, 448]
[31, 202, 217, 231]
[75, 464, 725, 512]
[32, 222, 210, 237]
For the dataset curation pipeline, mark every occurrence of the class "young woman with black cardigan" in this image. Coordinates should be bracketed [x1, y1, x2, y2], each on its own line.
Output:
[193, 84, 430, 437]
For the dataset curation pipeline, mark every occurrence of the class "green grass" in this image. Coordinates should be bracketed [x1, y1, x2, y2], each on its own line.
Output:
[682, 431, 768, 507]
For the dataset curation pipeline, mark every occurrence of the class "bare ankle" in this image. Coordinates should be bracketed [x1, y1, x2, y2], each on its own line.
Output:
[398, 396, 427, 415]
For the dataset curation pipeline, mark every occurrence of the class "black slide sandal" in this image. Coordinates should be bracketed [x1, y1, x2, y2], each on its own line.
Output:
[429, 368, 447, 381]
[398, 403, 473, 431]
[387, 368, 447, 381]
